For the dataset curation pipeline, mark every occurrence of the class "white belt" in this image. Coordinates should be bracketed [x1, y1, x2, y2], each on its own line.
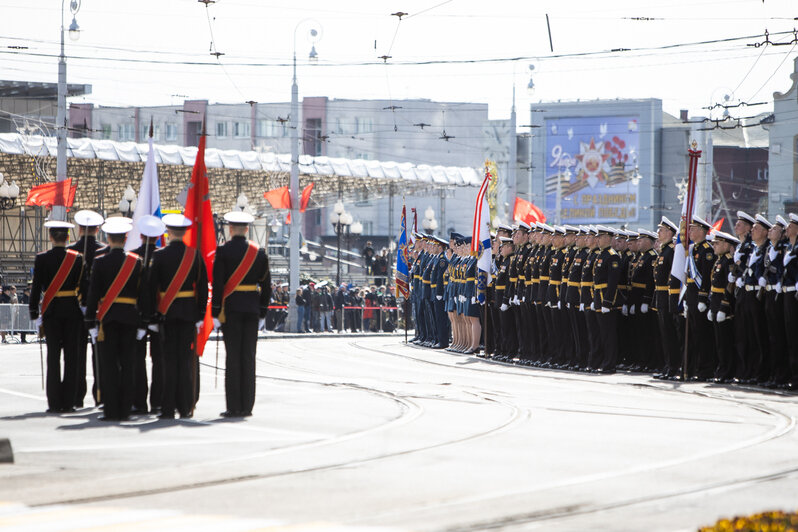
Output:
[766, 285, 777, 291]
[784, 286, 797, 293]
[744, 285, 758, 292]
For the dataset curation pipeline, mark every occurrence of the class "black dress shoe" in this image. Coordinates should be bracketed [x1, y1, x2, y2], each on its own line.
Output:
[97, 415, 116, 422]
[158, 412, 175, 420]
[220, 411, 240, 418]
[130, 406, 148, 415]
[179, 412, 193, 419]
[60, 407, 76, 413]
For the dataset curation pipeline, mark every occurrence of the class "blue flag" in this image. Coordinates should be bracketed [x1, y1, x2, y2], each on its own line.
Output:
[395, 204, 410, 298]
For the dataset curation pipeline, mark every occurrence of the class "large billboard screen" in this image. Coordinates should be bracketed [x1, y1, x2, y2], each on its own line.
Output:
[545, 116, 640, 224]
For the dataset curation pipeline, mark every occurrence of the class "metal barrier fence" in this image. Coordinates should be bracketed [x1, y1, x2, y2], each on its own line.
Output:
[264, 303, 410, 333]
[0, 304, 36, 337]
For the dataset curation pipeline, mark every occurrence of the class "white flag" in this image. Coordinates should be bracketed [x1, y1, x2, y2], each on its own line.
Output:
[125, 136, 161, 250]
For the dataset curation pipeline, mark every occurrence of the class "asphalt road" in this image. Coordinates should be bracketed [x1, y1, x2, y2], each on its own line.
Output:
[1, 335, 797, 531]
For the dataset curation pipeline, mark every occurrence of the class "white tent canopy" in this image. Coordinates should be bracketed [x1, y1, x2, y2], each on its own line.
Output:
[0, 133, 481, 187]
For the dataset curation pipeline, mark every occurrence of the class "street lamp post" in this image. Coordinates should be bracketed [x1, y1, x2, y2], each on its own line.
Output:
[329, 200, 353, 287]
[287, 20, 322, 332]
[0, 173, 21, 211]
[118, 185, 136, 218]
[421, 206, 438, 235]
[53, 0, 82, 222]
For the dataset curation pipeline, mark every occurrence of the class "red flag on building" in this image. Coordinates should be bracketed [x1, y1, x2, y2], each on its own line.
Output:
[512, 196, 546, 225]
[25, 179, 77, 208]
[183, 123, 216, 357]
[263, 186, 291, 209]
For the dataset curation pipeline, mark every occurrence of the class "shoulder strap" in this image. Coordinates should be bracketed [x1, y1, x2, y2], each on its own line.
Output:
[157, 247, 195, 315]
[97, 252, 139, 322]
[41, 249, 79, 314]
[222, 241, 259, 300]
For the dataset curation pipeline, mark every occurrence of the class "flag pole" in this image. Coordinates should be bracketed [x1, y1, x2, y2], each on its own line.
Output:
[682, 143, 702, 381]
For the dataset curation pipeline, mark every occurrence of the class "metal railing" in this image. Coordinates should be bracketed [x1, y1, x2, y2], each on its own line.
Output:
[0, 304, 37, 336]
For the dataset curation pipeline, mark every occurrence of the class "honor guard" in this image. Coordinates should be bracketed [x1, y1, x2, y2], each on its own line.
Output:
[211, 211, 272, 417]
[782, 213, 798, 388]
[738, 215, 771, 384]
[565, 227, 589, 369]
[495, 236, 514, 358]
[69, 209, 106, 408]
[708, 231, 739, 382]
[85, 218, 143, 421]
[131, 215, 166, 413]
[684, 216, 716, 380]
[145, 213, 208, 419]
[730, 211, 756, 380]
[580, 227, 601, 370]
[30, 220, 84, 413]
[430, 236, 450, 349]
[653, 217, 679, 379]
[629, 229, 659, 371]
[592, 226, 621, 373]
[762, 215, 790, 386]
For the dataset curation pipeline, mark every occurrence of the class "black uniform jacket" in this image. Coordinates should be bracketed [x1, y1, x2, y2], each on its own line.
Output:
[211, 236, 271, 319]
[85, 248, 143, 327]
[68, 236, 108, 306]
[30, 246, 84, 320]
[146, 240, 208, 323]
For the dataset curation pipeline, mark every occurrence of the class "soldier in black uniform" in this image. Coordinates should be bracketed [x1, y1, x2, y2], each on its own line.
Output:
[85, 218, 143, 421]
[69, 210, 107, 408]
[211, 211, 271, 417]
[30, 220, 84, 413]
[738, 215, 771, 384]
[782, 213, 798, 389]
[762, 216, 790, 387]
[494, 236, 514, 358]
[730, 211, 756, 381]
[684, 216, 716, 380]
[708, 231, 739, 383]
[591, 226, 621, 373]
[565, 227, 589, 370]
[581, 227, 602, 370]
[653, 217, 679, 379]
[629, 229, 659, 371]
[130, 215, 165, 413]
[145, 213, 208, 419]
[431, 236, 450, 349]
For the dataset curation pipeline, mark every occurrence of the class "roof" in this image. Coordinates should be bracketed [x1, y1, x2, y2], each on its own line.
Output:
[0, 133, 481, 187]
[0, 80, 92, 99]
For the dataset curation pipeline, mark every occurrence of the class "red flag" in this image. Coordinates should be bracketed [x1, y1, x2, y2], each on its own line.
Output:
[300, 182, 314, 212]
[512, 196, 546, 225]
[709, 217, 724, 234]
[183, 127, 216, 357]
[263, 186, 291, 209]
[25, 179, 77, 208]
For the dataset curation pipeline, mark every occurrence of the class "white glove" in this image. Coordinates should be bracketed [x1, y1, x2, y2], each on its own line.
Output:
[566, 302, 571, 309]
[683, 307, 688, 319]
[727, 272, 735, 284]
[89, 327, 99, 343]
[758, 277, 767, 288]
[795, 282, 798, 292]
[147, 323, 159, 333]
[776, 283, 782, 293]
[707, 311, 714, 322]
[212, 317, 222, 330]
[195, 320, 204, 331]
[590, 302, 595, 311]
[601, 306, 611, 314]
[544, 302, 551, 308]
[579, 303, 585, 312]
[556, 301, 561, 310]
[621, 304, 628, 316]
[522, 296, 526, 303]
[136, 328, 147, 341]
[629, 305, 636, 315]
[735, 278, 744, 288]
[717, 310, 727, 322]
[641, 303, 649, 314]
[697, 302, 707, 313]
[258, 318, 265, 330]
[436, 295, 442, 301]
[459, 295, 466, 302]
[35, 316, 42, 330]
[80, 306, 87, 316]
[471, 297, 476, 304]
[734, 250, 742, 264]
[500, 303, 509, 311]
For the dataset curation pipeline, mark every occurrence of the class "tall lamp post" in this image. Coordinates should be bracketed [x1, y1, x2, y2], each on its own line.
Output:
[329, 200, 352, 287]
[288, 20, 322, 331]
[118, 185, 136, 218]
[53, 0, 82, 222]
[0, 173, 21, 211]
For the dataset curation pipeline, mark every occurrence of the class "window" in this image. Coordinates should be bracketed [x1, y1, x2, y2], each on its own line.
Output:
[165, 122, 177, 142]
[233, 121, 250, 138]
[118, 123, 135, 142]
[101, 124, 112, 140]
[216, 121, 228, 138]
[304, 118, 322, 156]
[355, 117, 373, 134]
[140, 124, 162, 142]
[257, 119, 288, 138]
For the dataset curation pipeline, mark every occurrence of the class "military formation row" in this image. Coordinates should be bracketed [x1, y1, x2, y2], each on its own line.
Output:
[30, 210, 270, 421]
[407, 211, 798, 389]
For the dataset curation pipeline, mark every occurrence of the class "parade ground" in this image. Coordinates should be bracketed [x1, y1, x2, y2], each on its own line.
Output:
[1, 335, 797, 531]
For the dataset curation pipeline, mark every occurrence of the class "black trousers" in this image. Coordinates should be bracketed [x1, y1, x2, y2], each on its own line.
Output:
[133, 332, 149, 411]
[657, 308, 679, 376]
[784, 294, 798, 385]
[740, 291, 769, 381]
[161, 320, 196, 417]
[99, 321, 136, 420]
[596, 311, 619, 371]
[586, 310, 603, 369]
[714, 318, 735, 380]
[765, 291, 790, 384]
[149, 331, 163, 410]
[687, 306, 716, 379]
[222, 311, 258, 415]
[43, 314, 80, 411]
[75, 322, 99, 406]
[434, 299, 450, 347]
[133, 331, 163, 411]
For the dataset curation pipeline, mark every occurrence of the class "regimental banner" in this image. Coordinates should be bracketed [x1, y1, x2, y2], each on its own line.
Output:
[545, 116, 640, 224]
